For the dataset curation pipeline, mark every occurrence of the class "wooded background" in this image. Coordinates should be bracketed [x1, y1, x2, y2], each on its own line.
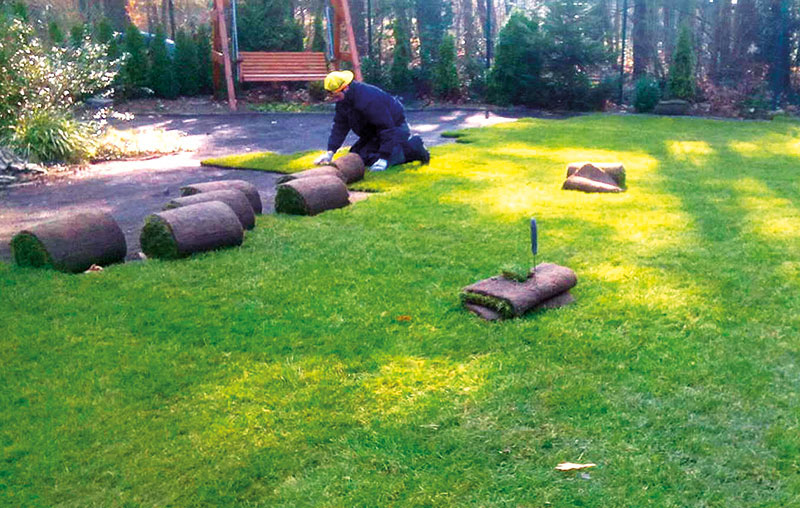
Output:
[22, 0, 800, 109]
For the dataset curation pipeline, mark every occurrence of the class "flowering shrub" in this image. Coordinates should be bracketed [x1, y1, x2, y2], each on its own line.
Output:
[0, 11, 119, 162]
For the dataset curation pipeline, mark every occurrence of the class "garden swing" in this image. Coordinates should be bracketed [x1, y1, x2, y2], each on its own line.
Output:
[211, 0, 362, 110]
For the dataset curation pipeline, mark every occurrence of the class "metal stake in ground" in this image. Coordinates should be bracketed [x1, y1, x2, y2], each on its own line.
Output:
[531, 218, 538, 279]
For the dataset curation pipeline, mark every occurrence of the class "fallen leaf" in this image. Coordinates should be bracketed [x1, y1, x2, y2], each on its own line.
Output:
[84, 264, 104, 273]
[396, 315, 412, 322]
[555, 462, 596, 471]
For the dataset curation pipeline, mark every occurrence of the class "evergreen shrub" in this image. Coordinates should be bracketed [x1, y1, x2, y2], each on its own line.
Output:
[668, 23, 696, 101]
[434, 34, 459, 100]
[174, 28, 199, 96]
[634, 76, 662, 112]
[148, 25, 178, 99]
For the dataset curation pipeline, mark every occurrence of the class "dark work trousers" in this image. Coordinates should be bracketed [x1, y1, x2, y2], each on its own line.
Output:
[350, 122, 411, 167]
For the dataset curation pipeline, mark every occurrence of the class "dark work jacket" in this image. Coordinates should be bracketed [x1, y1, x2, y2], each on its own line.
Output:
[327, 81, 407, 159]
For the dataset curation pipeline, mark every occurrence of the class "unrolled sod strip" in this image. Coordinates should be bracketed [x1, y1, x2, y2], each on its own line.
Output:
[331, 152, 366, 183]
[164, 189, 255, 230]
[140, 201, 244, 259]
[10, 211, 127, 273]
[275, 175, 350, 216]
[180, 179, 262, 214]
[566, 162, 626, 188]
[276, 166, 345, 184]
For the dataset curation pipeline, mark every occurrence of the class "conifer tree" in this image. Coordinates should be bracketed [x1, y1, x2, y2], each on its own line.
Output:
[174, 28, 199, 96]
[149, 25, 178, 99]
[434, 34, 459, 100]
[667, 23, 695, 100]
[122, 23, 148, 92]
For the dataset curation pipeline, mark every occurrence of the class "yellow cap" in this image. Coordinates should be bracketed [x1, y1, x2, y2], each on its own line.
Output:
[324, 70, 354, 93]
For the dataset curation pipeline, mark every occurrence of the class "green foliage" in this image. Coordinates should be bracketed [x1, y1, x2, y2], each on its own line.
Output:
[310, 12, 325, 53]
[414, 0, 452, 93]
[361, 56, 389, 90]
[121, 24, 149, 95]
[194, 24, 213, 94]
[433, 34, 459, 100]
[634, 75, 662, 112]
[148, 25, 178, 99]
[0, 12, 117, 151]
[174, 28, 199, 96]
[69, 24, 86, 47]
[389, 19, 413, 93]
[236, 0, 303, 52]
[93, 18, 119, 59]
[48, 20, 64, 46]
[543, 0, 610, 109]
[10, 109, 94, 163]
[668, 23, 696, 101]
[488, 12, 544, 106]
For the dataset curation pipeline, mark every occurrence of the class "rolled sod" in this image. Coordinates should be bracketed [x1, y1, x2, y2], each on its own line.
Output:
[180, 180, 262, 214]
[140, 201, 244, 260]
[566, 162, 626, 188]
[563, 163, 623, 193]
[461, 263, 577, 319]
[164, 189, 255, 230]
[10, 211, 127, 273]
[275, 175, 350, 216]
[331, 153, 366, 183]
[276, 166, 345, 185]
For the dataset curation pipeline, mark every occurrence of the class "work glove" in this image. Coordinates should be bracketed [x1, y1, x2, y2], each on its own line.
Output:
[370, 158, 388, 172]
[314, 151, 334, 165]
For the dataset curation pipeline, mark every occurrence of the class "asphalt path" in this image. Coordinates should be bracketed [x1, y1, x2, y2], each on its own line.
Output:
[0, 109, 542, 262]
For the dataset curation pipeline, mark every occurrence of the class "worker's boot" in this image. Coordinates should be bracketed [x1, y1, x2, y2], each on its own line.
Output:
[404, 135, 430, 165]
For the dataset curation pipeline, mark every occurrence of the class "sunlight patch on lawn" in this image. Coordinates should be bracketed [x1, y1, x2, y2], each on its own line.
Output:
[584, 261, 716, 317]
[490, 143, 657, 173]
[666, 140, 715, 166]
[357, 355, 489, 423]
[733, 178, 800, 241]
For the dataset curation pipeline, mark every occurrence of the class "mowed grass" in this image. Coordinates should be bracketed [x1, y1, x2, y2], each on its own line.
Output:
[3, 114, 800, 506]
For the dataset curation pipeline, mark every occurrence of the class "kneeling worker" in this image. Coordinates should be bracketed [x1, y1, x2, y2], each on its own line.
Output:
[313, 70, 430, 171]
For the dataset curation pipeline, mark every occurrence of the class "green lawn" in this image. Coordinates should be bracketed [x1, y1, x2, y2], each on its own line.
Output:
[3, 114, 800, 506]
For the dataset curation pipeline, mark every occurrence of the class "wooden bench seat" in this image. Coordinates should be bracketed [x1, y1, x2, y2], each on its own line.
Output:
[237, 51, 329, 83]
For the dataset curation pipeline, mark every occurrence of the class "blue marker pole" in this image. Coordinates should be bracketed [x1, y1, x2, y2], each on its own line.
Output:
[530, 218, 538, 277]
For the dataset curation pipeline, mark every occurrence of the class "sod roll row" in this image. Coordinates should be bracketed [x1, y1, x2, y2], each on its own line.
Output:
[164, 189, 255, 230]
[11, 211, 127, 273]
[140, 201, 243, 260]
[275, 175, 350, 216]
[180, 179, 262, 214]
[277, 153, 366, 186]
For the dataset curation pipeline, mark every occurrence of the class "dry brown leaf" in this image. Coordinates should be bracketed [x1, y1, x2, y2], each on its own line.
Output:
[555, 462, 596, 471]
[396, 315, 412, 322]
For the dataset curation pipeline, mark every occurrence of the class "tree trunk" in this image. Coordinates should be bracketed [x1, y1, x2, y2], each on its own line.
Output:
[663, 0, 674, 65]
[102, 0, 131, 31]
[711, 0, 732, 81]
[632, 0, 651, 79]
